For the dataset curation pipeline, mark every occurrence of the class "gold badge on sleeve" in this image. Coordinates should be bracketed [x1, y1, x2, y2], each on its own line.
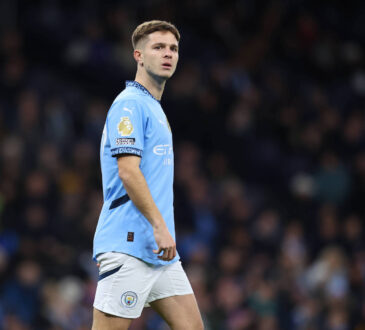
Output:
[118, 117, 134, 136]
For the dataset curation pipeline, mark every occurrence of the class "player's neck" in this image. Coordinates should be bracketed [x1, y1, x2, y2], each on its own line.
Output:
[134, 73, 166, 101]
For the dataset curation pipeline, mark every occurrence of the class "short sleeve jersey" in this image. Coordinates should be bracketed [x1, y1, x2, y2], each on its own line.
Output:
[93, 81, 178, 265]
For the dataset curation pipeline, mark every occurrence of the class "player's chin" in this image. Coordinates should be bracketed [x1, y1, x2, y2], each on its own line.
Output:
[159, 69, 175, 79]
[159, 73, 173, 80]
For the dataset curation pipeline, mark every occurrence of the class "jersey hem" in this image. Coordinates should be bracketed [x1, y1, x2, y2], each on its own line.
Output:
[93, 249, 180, 266]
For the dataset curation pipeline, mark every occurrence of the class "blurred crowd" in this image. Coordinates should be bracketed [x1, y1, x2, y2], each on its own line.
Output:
[0, 0, 365, 329]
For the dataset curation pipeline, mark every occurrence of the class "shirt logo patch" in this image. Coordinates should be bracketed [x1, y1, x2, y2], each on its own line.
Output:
[118, 117, 133, 136]
[127, 232, 134, 242]
[121, 291, 138, 308]
[116, 138, 135, 145]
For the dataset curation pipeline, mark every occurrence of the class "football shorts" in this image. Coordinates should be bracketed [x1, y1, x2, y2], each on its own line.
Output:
[93, 252, 193, 318]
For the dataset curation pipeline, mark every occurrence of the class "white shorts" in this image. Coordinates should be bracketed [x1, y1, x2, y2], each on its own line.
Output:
[93, 252, 193, 318]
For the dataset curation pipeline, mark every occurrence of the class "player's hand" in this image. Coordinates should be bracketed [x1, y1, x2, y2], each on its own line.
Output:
[152, 225, 176, 261]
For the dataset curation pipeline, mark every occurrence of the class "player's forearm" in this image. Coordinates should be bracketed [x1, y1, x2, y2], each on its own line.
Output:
[119, 167, 166, 229]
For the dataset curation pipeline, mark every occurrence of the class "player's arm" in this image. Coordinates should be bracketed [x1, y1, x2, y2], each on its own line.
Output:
[117, 154, 176, 261]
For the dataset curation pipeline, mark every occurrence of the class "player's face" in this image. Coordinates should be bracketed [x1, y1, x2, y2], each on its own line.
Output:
[141, 31, 179, 80]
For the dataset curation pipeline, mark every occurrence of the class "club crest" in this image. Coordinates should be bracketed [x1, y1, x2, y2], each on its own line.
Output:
[121, 291, 138, 308]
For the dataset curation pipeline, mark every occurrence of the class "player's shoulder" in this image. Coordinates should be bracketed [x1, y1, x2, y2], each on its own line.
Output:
[113, 89, 143, 107]
[108, 93, 145, 117]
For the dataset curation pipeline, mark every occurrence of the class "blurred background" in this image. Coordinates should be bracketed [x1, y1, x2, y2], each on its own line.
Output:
[0, 0, 364, 329]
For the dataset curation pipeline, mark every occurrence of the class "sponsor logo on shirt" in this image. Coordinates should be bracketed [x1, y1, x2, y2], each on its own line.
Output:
[153, 144, 172, 156]
[118, 117, 133, 136]
[153, 144, 173, 165]
[116, 138, 135, 146]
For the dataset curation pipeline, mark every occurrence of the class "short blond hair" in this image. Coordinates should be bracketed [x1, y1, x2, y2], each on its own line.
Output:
[131, 20, 180, 49]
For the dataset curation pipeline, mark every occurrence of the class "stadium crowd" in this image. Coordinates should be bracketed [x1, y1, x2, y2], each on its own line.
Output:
[0, 0, 365, 329]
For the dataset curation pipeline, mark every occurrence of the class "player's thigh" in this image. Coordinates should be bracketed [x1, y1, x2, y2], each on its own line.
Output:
[150, 294, 204, 330]
[92, 308, 132, 330]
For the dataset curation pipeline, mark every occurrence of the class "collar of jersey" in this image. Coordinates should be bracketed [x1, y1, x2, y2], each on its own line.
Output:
[126, 80, 160, 103]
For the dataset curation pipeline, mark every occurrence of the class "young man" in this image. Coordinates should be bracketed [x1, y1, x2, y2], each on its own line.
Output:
[92, 20, 204, 329]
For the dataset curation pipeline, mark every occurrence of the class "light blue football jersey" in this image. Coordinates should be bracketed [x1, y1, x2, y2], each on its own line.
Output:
[93, 81, 179, 265]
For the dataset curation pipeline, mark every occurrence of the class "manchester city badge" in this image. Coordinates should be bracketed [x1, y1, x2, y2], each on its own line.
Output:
[121, 291, 138, 308]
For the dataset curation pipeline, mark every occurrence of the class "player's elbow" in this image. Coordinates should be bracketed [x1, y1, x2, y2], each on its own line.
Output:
[118, 167, 131, 182]
[118, 165, 136, 183]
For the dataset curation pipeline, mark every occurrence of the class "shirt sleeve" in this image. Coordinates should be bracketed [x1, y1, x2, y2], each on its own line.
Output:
[107, 99, 145, 158]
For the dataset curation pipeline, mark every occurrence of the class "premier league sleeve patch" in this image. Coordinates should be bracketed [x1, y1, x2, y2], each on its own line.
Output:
[118, 117, 134, 136]
[108, 100, 145, 157]
[121, 291, 138, 308]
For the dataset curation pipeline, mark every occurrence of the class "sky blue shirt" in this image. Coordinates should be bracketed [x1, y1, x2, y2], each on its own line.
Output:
[93, 81, 179, 265]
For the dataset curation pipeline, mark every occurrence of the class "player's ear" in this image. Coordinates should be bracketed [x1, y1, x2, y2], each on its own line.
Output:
[133, 49, 143, 67]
